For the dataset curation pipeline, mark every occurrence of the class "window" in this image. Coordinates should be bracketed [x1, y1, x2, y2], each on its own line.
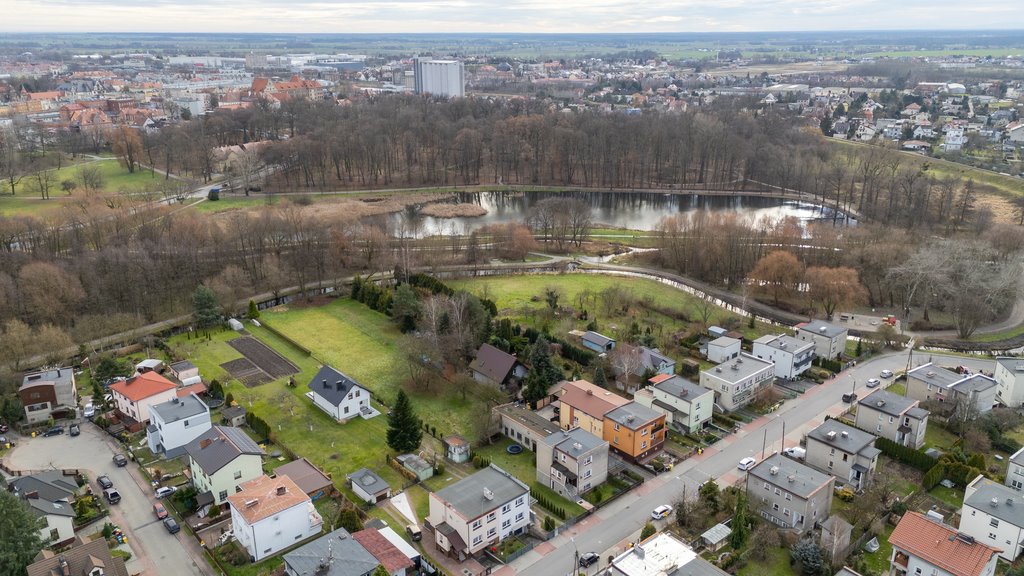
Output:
[641, 440, 648, 449]
[828, 461, 834, 469]
[502, 519, 511, 529]
[614, 423, 620, 431]
[502, 504, 512, 513]
[614, 436, 619, 445]
[583, 456, 592, 465]
[783, 508, 790, 517]
[184, 419, 189, 426]
[516, 513, 524, 522]
[344, 406, 349, 414]
[774, 488, 781, 495]
[347, 393, 353, 400]
[991, 518, 1000, 528]
[472, 520, 482, 529]
[219, 490, 228, 501]
[49, 528, 59, 541]
[764, 482, 770, 490]
[641, 428, 648, 436]
[876, 425, 882, 432]
[486, 512, 496, 522]
[355, 390, 360, 397]
[989, 533, 997, 540]
[889, 416, 894, 423]
[264, 548, 272, 555]
[842, 454, 848, 462]
[473, 535, 483, 546]
[584, 469, 592, 479]
[762, 497, 768, 504]
[490, 526, 499, 537]
[234, 470, 242, 479]
[516, 497, 525, 507]
[773, 503, 779, 511]
[785, 493, 792, 501]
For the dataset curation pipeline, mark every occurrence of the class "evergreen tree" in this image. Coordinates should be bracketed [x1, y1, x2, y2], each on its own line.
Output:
[192, 285, 222, 329]
[791, 540, 825, 576]
[522, 336, 561, 406]
[337, 508, 363, 533]
[639, 522, 656, 541]
[391, 284, 421, 333]
[698, 481, 721, 513]
[386, 390, 423, 453]
[0, 489, 44, 575]
[729, 492, 749, 549]
[246, 300, 260, 320]
[593, 365, 608, 388]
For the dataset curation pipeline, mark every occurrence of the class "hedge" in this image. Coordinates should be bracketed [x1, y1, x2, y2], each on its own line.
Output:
[874, 437, 937, 472]
[923, 464, 945, 490]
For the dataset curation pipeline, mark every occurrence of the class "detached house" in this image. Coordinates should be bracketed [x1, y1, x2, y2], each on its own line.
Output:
[795, 320, 849, 360]
[26, 535, 129, 576]
[19, 368, 77, 424]
[804, 420, 880, 491]
[959, 475, 1024, 560]
[746, 454, 834, 534]
[186, 425, 266, 506]
[469, 344, 526, 390]
[537, 427, 609, 498]
[109, 371, 177, 424]
[306, 365, 373, 423]
[426, 465, 531, 562]
[147, 393, 212, 457]
[753, 334, 815, 380]
[706, 336, 741, 364]
[634, 374, 714, 434]
[9, 471, 79, 546]
[855, 389, 929, 449]
[906, 363, 997, 417]
[700, 353, 775, 412]
[229, 474, 323, 562]
[890, 511, 1000, 576]
[284, 528, 381, 576]
[994, 357, 1024, 408]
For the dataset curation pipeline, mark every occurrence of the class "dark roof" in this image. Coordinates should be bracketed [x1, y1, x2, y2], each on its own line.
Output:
[21, 367, 74, 390]
[169, 360, 197, 372]
[185, 425, 264, 475]
[798, 320, 848, 339]
[27, 536, 129, 576]
[653, 375, 712, 402]
[748, 454, 834, 499]
[9, 471, 77, 502]
[639, 347, 674, 370]
[605, 402, 662, 429]
[275, 457, 333, 495]
[435, 522, 467, 552]
[583, 331, 615, 347]
[283, 528, 379, 576]
[858, 389, 921, 417]
[963, 477, 1024, 528]
[150, 394, 208, 423]
[347, 468, 390, 496]
[495, 403, 561, 437]
[434, 465, 529, 520]
[353, 529, 414, 573]
[469, 343, 519, 384]
[807, 420, 878, 457]
[308, 365, 367, 407]
[221, 405, 247, 420]
[543, 427, 607, 458]
[25, 496, 75, 518]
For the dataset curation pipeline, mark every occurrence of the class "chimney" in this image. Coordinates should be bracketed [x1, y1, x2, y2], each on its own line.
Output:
[991, 498, 999, 507]
[200, 438, 213, 449]
[57, 369, 61, 377]
[483, 487, 494, 500]
[841, 431, 849, 439]
[57, 556, 69, 576]
[245, 499, 259, 508]
[322, 379, 328, 389]
[587, 389, 593, 396]
[336, 380, 344, 391]
[277, 486, 287, 496]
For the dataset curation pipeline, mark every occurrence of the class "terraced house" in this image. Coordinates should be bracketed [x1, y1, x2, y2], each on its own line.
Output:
[603, 402, 666, 463]
[700, 353, 775, 412]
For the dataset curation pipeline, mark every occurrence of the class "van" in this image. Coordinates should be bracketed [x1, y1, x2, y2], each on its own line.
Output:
[406, 524, 422, 542]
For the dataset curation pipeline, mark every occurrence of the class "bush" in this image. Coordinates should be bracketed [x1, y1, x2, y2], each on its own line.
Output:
[543, 516, 555, 531]
[923, 464, 946, 490]
[836, 487, 855, 502]
[875, 437, 937, 472]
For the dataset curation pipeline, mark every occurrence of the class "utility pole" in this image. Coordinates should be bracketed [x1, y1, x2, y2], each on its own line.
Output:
[904, 338, 915, 397]
[761, 429, 767, 459]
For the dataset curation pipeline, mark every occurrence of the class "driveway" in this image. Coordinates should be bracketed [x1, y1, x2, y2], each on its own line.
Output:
[5, 423, 211, 576]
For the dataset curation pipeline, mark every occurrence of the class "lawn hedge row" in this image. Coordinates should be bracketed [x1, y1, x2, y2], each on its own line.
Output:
[874, 437, 937, 472]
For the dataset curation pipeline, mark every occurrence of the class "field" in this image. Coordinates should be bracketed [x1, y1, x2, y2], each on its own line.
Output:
[0, 158, 164, 216]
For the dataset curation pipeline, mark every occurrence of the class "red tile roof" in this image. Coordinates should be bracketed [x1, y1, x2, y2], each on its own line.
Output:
[353, 529, 413, 573]
[176, 383, 207, 397]
[889, 512, 1000, 576]
[648, 373, 673, 385]
[560, 379, 629, 419]
[109, 372, 177, 402]
[228, 474, 310, 525]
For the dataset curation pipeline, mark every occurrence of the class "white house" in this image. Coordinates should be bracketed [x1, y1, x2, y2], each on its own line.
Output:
[147, 394, 212, 457]
[890, 511, 1000, 576]
[906, 363, 998, 417]
[228, 474, 323, 562]
[108, 371, 178, 424]
[1007, 448, 1024, 492]
[9, 471, 78, 546]
[753, 334, 815, 380]
[306, 365, 372, 422]
[795, 320, 849, 360]
[699, 353, 775, 412]
[960, 475, 1024, 560]
[185, 426, 266, 506]
[608, 532, 729, 576]
[706, 336, 741, 364]
[426, 465, 531, 562]
[995, 357, 1024, 408]
[347, 468, 391, 505]
[634, 374, 714, 433]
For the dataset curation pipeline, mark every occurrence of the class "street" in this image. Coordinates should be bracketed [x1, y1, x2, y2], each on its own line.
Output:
[6, 422, 210, 576]
[505, 350, 995, 576]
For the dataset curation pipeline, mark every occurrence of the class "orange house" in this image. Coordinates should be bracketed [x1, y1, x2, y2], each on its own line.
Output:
[603, 402, 666, 463]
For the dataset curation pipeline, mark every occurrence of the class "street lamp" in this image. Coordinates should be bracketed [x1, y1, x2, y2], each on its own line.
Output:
[571, 536, 579, 576]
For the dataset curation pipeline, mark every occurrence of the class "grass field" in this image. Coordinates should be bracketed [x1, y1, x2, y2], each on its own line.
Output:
[860, 523, 895, 575]
[737, 547, 794, 576]
[0, 158, 164, 216]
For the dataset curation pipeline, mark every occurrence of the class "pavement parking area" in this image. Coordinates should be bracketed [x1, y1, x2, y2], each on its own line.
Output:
[5, 422, 211, 576]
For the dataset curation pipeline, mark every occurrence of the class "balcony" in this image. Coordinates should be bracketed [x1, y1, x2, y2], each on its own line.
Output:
[892, 551, 909, 569]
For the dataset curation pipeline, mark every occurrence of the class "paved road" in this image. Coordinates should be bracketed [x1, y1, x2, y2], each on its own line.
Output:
[6, 422, 210, 576]
[505, 350, 995, 576]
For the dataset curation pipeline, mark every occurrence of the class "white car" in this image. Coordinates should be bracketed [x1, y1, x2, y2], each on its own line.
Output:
[83, 404, 95, 419]
[651, 505, 673, 520]
[880, 370, 894, 379]
[738, 457, 757, 471]
[866, 378, 881, 388]
[155, 486, 177, 498]
[783, 447, 806, 459]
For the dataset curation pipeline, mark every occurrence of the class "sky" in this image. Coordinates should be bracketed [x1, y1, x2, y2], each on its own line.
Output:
[2, 0, 1023, 33]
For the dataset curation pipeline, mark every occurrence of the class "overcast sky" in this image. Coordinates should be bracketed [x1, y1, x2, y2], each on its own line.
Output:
[3, 0, 1023, 33]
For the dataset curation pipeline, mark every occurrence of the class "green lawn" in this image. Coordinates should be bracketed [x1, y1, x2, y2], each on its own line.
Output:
[930, 484, 965, 509]
[738, 547, 794, 576]
[861, 523, 895, 575]
[923, 425, 960, 451]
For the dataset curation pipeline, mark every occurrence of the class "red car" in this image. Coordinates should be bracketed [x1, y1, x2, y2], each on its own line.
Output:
[153, 502, 168, 520]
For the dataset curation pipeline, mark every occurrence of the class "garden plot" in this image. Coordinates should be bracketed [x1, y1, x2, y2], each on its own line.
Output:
[219, 358, 271, 388]
[228, 336, 299, 378]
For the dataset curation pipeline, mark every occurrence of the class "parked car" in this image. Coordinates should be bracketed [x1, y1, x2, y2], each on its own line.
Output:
[112, 454, 128, 467]
[155, 486, 177, 498]
[866, 378, 881, 388]
[579, 552, 600, 568]
[880, 370, 894, 379]
[153, 502, 168, 520]
[163, 517, 180, 534]
[0, 423, 8, 433]
[783, 447, 806, 459]
[97, 475, 113, 489]
[42, 426, 64, 437]
[103, 488, 121, 504]
[69, 424, 80, 436]
[842, 392, 858, 404]
[83, 404, 96, 419]
[651, 504, 673, 520]
[738, 457, 757, 471]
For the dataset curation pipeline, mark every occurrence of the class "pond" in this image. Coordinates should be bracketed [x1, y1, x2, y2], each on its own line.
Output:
[393, 190, 852, 237]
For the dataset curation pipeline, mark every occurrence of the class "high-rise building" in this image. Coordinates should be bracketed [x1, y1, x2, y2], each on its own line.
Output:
[413, 57, 465, 98]
[245, 52, 268, 70]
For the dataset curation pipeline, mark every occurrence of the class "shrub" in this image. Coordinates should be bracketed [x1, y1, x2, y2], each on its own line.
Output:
[875, 437, 937, 472]
[836, 487, 855, 502]
[543, 516, 555, 531]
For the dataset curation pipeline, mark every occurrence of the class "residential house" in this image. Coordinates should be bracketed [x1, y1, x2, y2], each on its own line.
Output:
[8, 471, 79, 546]
[228, 475, 323, 562]
[536, 427, 609, 498]
[469, 343, 526, 390]
[706, 336, 741, 364]
[889, 511, 1000, 576]
[495, 403, 561, 452]
[581, 331, 616, 354]
[753, 334, 815, 380]
[19, 367, 78, 424]
[283, 528, 380, 576]
[352, 528, 415, 576]
[348, 468, 391, 505]
[746, 454, 834, 533]
[443, 434, 471, 464]
[186, 425, 266, 506]
[610, 344, 677, 393]
[26, 535, 129, 576]
[632, 345, 677, 376]
[796, 320, 849, 360]
[169, 360, 201, 385]
[633, 374, 713, 434]
[994, 357, 1024, 408]
[906, 363, 997, 416]
[603, 402, 666, 463]
[943, 127, 968, 152]
[608, 532, 729, 576]
[306, 365, 372, 423]
[700, 353, 775, 412]
[109, 371, 178, 424]
[854, 389, 930, 449]
[804, 419, 880, 491]
[1006, 448, 1024, 491]
[959, 475, 1024, 560]
[146, 393, 212, 457]
[275, 458, 333, 499]
[558, 379, 630, 436]
[426, 465, 531, 561]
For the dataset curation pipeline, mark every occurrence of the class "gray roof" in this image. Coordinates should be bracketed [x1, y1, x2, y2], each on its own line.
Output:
[9, 471, 77, 502]
[703, 353, 774, 384]
[708, 336, 740, 348]
[396, 453, 432, 473]
[543, 428, 607, 458]
[26, 497, 75, 518]
[495, 403, 561, 437]
[308, 365, 368, 407]
[605, 402, 662, 429]
[170, 360, 197, 372]
[654, 375, 712, 402]
[469, 343, 519, 384]
[348, 468, 390, 496]
[799, 320, 848, 339]
[954, 374, 998, 394]
[638, 347, 674, 370]
[858, 389, 922, 418]
[20, 367, 74, 390]
[283, 528, 379, 576]
[150, 394, 208, 423]
[701, 523, 732, 544]
[185, 425, 264, 476]
[434, 465, 529, 521]
[748, 454, 834, 499]
[808, 420, 879, 457]
[1012, 447, 1024, 467]
[964, 478, 1024, 528]
[755, 334, 814, 354]
[221, 405, 247, 419]
[835, 568, 866, 576]
[996, 357, 1024, 373]
[907, 363, 964, 388]
[667, 559, 730, 576]
[583, 331, 615, 347]
[907, 406, 929, 420]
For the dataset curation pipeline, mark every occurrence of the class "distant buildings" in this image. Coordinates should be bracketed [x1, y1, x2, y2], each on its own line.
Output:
[906, 363, 997, 416]
[413, 58, 465, 98]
